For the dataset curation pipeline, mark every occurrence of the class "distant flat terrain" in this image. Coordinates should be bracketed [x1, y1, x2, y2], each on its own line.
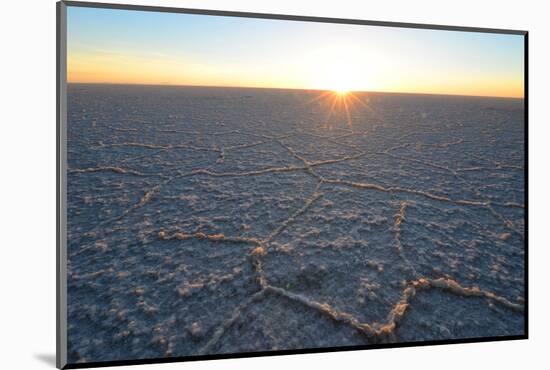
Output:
[66, 84, 525, 364]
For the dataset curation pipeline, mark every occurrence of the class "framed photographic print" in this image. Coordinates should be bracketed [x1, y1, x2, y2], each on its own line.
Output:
[57, 1, 528, 368]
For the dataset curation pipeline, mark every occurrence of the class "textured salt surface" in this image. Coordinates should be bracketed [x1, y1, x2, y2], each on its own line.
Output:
[67, 84, 525, 364]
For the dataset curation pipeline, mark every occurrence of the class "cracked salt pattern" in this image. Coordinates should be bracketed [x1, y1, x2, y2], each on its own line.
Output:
[66, 84, 525, 364]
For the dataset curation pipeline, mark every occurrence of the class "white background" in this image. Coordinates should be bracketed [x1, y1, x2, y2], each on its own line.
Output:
[0, 0, 548, 368]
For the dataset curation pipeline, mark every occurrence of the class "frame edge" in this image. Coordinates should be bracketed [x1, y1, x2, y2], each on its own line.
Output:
[57, 1, 68, 369]
[56, 2, 529, 368]
[62, 0, 527, 35]
[523, 32, 529, 339]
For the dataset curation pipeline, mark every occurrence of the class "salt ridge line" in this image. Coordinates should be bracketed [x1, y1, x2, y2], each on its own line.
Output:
[68, 165, 172, 180]
[251, 182, 524, 336]
[468, 153, 524, 171]
[323, 179, 489, 207]
[456, 166, 495, 172]
[76, 150, 522, 239]
[218, 188, 512, 336]
[491, 201, 524, 209]
[175, 265, 246, 298]
[198, 290, 267, 355]
[180, 166, 307, 178]
[405, 214, 483, 253]
[443, 156, 524, 241]
[174, 151, 368, 179]
[265, 276, 523, 341]
[197, 269, 524, 351]
[264, 182, 324, 244]
[157, 225, 525, 341]
[275, 137, 355, 182]
[73, 124, 523, 225]
[154, 181, 523, 349]
[155, 181, 323, 255]
[103, 132, 297, 164]
[76, 118, 528, 346]
[87, 177, 176, 232]
[105, 125, 138, 132]
[382, 151, 460, 175]
[72, 161, 313, 235]
[71, 153, 522, 250]
[274, 139, 326, 180]
[325, 141, 520, 241]
[275, 138, 312, 167]
[426, 137, 464, 148]
[294, 130, 364, 152]
[217, 133, 296, 163]
[392, 202, 419, 277]
[156, 128, 272, 139]
[487, 203, 525, 241]
[69, 166, 151, 177]
[117, 117, 151, 125]
[107, 141, 221, 153]
[380, 135, 516, 197]
[383, 142, 411, 153]
[378, 145, 524, 238]
[154, 179, 329, 352]
[119, 149, 168, 164]
[170, 183, 523, 348]
[158, 230, 262, 246]
[397, 132, 417, 141]
[67, 91, 528, 356]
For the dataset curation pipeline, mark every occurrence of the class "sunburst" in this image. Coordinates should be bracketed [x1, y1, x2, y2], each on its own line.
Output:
[308, 89, 369, 130]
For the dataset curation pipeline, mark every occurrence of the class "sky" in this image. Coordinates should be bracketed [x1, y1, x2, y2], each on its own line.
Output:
[67, 6, 525, 98]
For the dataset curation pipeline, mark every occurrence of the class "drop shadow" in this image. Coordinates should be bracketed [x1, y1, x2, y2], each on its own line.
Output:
[34, 353, 56, 367]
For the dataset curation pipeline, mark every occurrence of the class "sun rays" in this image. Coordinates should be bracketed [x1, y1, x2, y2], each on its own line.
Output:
[308, 90, 369, 130]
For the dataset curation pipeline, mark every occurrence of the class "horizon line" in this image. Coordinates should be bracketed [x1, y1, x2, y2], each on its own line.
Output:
[66, 81, 524, 99]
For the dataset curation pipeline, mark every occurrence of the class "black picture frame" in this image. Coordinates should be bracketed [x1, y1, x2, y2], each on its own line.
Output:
[57, 1, 528, 368]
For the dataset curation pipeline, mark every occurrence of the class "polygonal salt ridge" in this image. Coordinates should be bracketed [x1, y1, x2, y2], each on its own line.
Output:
[72, 122, 522, 239]
[154, 181, 523, 350]
[68, 90, 524, 358]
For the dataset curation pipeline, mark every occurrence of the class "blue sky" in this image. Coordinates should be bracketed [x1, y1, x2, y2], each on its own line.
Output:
[67, 6, 524, 97]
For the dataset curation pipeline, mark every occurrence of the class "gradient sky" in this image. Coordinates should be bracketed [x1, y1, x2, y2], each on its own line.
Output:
[67, 6, 525, 98]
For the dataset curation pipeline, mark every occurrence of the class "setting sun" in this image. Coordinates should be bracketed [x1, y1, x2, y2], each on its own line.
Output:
[334, 89, 349, 95]
[67, 6, 524, 98]
[309, 59, 366, 94]
[61, 3, 526, 365]
[309, 88, 370, 131]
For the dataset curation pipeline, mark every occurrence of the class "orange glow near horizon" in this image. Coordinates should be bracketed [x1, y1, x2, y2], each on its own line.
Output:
[67, 7, 525, 99]
[67, 50, 524, 98]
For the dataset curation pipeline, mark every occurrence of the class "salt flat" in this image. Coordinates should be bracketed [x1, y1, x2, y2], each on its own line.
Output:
[66, 84, 525, 363]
